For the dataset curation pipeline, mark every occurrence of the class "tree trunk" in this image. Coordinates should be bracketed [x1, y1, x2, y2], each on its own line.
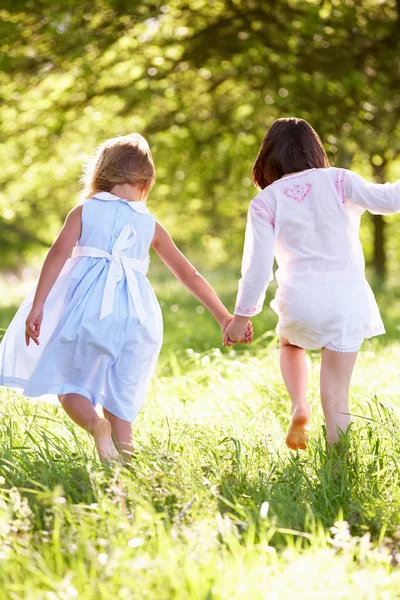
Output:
[373, 215, 386, 279]
[372, 162, 387, 280]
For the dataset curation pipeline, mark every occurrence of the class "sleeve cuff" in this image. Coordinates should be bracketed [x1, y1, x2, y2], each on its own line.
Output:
[234, 305, 262, 318]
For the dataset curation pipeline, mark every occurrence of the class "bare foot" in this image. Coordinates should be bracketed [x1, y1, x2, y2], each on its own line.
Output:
[286, 407, 310, 450]
[116, 442, 136, 464]
[89, 420, 120, 463]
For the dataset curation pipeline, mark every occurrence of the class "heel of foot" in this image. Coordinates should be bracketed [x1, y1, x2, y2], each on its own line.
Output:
[286, 410, 310, 451]
[90, 420, 120, 463]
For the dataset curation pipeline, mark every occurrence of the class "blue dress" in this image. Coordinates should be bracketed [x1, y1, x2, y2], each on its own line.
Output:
[0, 192, 163, 422]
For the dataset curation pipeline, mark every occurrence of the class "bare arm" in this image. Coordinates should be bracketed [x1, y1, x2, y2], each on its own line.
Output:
[33, 204, 83, 306]
[25, 204, 82, 345]
[151, 222, 232, 330]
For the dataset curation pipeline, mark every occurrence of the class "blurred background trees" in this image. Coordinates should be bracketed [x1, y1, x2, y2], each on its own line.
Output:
[1, 0, 399, 278]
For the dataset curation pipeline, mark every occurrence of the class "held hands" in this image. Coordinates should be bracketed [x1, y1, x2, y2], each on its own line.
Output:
[222, 315, 253, 347]
[25, 304, 43, 346]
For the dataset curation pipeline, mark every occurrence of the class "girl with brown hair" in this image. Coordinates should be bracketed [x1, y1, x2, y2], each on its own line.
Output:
[224, 117, 400, 450]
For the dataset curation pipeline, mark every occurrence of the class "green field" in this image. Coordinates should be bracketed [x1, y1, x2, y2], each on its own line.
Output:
[1, 273, 400, 598]
[2, 1, 400, 596]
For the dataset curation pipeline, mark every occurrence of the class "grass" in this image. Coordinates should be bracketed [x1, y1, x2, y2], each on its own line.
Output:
[1, 270, 400, 598]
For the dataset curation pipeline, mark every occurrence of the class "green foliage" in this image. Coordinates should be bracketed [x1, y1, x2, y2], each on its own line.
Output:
[1, 0, 400, 273]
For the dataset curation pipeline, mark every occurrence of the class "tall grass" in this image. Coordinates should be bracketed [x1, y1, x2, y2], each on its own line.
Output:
[1, 274, 400, 597]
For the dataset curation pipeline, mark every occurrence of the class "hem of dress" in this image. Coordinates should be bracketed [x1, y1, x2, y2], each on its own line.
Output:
[276, 324, 386, 352]
[324, 344, 361, 353]
[0, 378, 136, 423]
[0, 376, 26, 391]
[364, 326, 386, 339]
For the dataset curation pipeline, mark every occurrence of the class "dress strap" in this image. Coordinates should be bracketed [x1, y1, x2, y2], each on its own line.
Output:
[71, 225, 149, 324]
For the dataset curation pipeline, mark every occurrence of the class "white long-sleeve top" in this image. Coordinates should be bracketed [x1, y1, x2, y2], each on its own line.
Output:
[235, 167, 400, 318]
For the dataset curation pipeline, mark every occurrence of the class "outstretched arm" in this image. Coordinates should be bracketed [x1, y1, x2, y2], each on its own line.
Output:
[151, 222, 252, 341]
[25, 204, 82, 346]
[342, 169, 400, 215]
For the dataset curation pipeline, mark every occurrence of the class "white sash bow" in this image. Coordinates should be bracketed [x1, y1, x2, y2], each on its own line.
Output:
[71, 224, 149, 323]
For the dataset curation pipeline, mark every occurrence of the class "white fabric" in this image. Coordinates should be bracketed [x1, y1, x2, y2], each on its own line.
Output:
[93, 191, 151, 214]
[235, 167, 400, 350]
[71, 224, 149, 323]
[235, 203, 275, 317]
[0, 260, 78, 389]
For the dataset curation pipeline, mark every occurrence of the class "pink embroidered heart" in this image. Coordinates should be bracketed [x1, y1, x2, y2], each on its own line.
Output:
[283, 182, 312, 203]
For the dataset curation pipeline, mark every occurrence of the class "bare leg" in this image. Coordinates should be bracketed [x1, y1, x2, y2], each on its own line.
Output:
[103, 408, 133, 461]
[58, 393, 99, 429]
[58, 393, 119, 462]
[280, 336, 310, 450]
[320, 349, 358, 446]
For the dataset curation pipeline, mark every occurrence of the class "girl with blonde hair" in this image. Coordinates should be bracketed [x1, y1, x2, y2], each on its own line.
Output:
[0, 133, 252, 462]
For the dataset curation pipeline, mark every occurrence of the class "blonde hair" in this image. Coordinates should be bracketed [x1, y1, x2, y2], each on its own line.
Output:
[82, 133, 156, 200]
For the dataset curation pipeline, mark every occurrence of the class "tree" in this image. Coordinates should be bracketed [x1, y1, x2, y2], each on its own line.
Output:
[1, 0, 399, 274]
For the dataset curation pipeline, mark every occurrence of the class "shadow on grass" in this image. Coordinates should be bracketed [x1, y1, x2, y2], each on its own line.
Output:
[213, 436, 355, 537]
[0, 444, 97, 501]
[210, 413, 400, 548]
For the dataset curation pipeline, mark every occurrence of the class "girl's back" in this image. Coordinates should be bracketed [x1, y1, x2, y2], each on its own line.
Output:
[248, 167, 399, 284]
[80, 193, 155, 259]
[0, 189, 163, 424]
[235, 127, 399, 352]
[253, 167, 365, 284]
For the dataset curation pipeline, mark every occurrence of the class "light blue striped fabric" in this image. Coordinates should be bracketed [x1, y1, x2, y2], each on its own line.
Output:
[0, 193, 163, 422]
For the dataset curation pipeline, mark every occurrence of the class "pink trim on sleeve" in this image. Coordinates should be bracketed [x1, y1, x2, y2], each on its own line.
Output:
[335, 168, 346, 204]
[235, 305, 258, 313]
[234, 305, 260, 316]
[251, 198, 275, 228]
